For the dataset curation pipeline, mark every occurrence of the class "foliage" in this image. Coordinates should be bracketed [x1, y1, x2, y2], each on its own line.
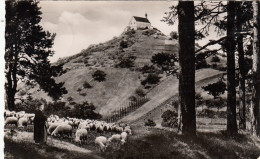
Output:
[141, 73, 161, 85]
[71, 101, 102, 120]
[151, 52, 178, 76]
[211, 55, 220, 62]
[202, 80, 226, 100]
[144, 119, 156, 127]
[129, 95, 137, 102]
[135, 88, 146, 97]
[92, 70, 106, 82]
[15, 99, 44, 113]
[161, 110, 178, 128]
[119, 40, 128, 49]
[83, 81, 92, 89]
[170, 31, 178, 39]
[140, 65, 159, 74]
[5, 1, 67, 110]
[142, 29, 157, 36]
[117, 58, 135, 68]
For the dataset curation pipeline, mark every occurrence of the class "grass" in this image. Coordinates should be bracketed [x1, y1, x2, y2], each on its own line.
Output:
[4, 137, 102, 159]
[102, 128, 260, 159]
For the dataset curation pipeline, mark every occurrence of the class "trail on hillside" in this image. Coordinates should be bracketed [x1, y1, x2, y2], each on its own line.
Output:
[119, 68, 224, 124]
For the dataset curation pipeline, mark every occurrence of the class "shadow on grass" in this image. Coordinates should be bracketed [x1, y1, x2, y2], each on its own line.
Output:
[101, 129, 260, 159]
[4, 137, 102, 159]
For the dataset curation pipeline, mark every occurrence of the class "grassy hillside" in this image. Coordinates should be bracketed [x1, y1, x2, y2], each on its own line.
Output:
[17, 27, 227, 120]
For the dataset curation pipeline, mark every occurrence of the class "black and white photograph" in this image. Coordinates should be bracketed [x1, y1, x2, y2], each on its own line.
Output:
[3, 1, 260, 158]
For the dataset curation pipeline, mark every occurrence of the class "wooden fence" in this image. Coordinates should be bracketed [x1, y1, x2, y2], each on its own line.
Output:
[105, 96, 150, 123]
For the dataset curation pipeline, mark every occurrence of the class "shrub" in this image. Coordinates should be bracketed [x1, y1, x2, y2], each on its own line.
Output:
[135, 88, 146, 97]
[140, 65, 159, 74]
[144, 119, 156, 127]
[129, 96, 137, 102]
[117, 58, 135, 68]
[83, 81, 92, 89]
[77, 88, 82, 92]
[71, 101, 102, 119]
[161, 110, 178, 128]
[141, 73, 161, 85]
[92, 70, 106, 82]
[211, 55, 220, 62]
[196, 59, 209, 69]
[170, 31, 178, 40]
[79, 92, 87, 96]
[151, 52, 178, 75]
[119, 40, 128, 49]
[67, 96, 74, 102]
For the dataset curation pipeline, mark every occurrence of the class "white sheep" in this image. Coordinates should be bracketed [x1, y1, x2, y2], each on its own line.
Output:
[124, 127, 132, 135]
[120, 132, 127, 145]
[5, 117, 18, 127]
[17, 116, 28, 129]
[95, 136, 108, 152]
[74, 128, 88, 144]
[108, 134, 122, 147]
[51, 124, 73, 138]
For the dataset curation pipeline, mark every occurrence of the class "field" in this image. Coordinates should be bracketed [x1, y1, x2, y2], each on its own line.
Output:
[4, 124, 260, 159]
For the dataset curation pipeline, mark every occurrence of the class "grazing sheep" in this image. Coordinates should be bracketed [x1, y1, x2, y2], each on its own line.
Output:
[120, 132, 127, 145]
[51, 124, 73, 138]
[17, 116, 28, 129]
[74, 129, 88, 144]
[108, 134, 121, 147]
[5, 117, 18, 127]
[95, 136, 108, 152]
[48, 123, 60, 134]
[124, 127, 132, 135]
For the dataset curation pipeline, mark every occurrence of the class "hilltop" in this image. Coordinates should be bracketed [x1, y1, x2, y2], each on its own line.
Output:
[17, 27, 226, 120]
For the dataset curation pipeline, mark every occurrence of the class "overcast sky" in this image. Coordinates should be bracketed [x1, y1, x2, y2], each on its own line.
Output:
[39, 1, 179, 62]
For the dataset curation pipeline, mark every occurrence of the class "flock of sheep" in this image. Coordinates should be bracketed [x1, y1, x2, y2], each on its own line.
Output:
[4, 110, 132, 152]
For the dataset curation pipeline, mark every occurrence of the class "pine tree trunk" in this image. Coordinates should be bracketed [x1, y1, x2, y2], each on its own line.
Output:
[251, 1, 260, 136]
[178, 1, 196, 136]
[226, 1, 238, 135]
[236, 1, 246, 130]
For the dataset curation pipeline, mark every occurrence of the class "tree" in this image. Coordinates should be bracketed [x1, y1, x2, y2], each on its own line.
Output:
[72, 101, 102, 120]
[226, 1, 238, 135]
[178, 1, 196, 136]
[92, 70, 106, 82]
[202, 80, 226, 100]
[151, 52, 178, 76]
[5, 1, 67, 110]
[251, 1, 260, 136]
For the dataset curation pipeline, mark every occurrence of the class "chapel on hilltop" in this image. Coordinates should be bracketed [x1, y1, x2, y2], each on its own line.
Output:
[128, 13, 151, 30]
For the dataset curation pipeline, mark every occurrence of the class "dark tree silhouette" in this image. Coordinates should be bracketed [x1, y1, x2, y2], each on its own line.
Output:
[92, 70, 106, 82]
[5, 1, 67, 111]
[178, 1, 196, 136]
[202, 80, 226, 100]
[251, 1, 260, 136]
[226, 1, 238, 135]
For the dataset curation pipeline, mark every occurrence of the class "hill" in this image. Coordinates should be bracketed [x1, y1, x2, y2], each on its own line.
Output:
[17, 27, 226, 120]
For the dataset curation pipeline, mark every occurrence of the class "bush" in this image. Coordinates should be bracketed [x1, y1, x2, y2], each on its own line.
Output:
[151, 52, 178, 75]
[141, 73, 161, 85]
[129, 96, 137, 102]
[211, 56, 220, 62]
[170, 31, 178, 40]
[119, 40, 128, 49]
[140, 65, 159, 74]
[67, 96, 74, 102]
[117, 58, 135, 68]
[196, 59, 209, 69]
[145, 119, 156, 127]
[135, 88, 146, 97]
[83, 81, 92, 89]
[161, 109, 178, 128]
[71, 101, 102, 120]
[92, 70, 106, 82]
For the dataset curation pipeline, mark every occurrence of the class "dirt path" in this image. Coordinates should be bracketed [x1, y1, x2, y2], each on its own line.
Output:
[5, 131, 95, 155]
[119, 68, 224, 124]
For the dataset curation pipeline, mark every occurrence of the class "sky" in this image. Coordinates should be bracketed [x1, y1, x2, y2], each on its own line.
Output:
[39, 1, 179, 62]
